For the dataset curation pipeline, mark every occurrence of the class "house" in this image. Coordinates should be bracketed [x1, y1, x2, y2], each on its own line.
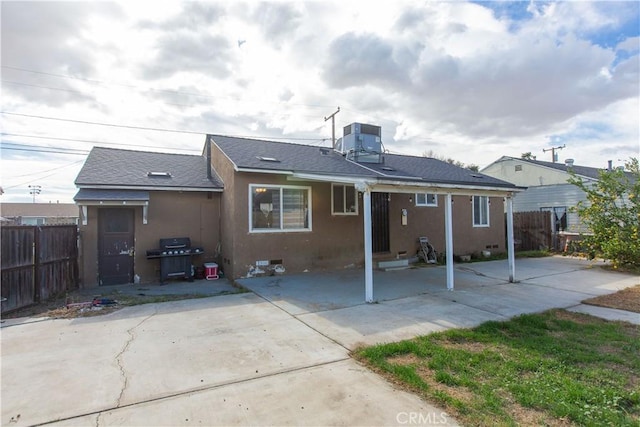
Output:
[481, 156, 624, 234]
[0, 202, 79, 225]
[74, 123, 521, 300]
[74, 147, 223, 286]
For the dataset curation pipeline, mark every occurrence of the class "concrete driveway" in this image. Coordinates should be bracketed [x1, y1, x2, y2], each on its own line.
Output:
[2, 256, 638, 426]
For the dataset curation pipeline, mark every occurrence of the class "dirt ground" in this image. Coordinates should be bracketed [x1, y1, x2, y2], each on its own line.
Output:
[0, 291, 215, 320]
[582, 284, 640, 313]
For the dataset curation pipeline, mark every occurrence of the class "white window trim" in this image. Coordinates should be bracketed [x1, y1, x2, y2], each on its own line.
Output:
[472, 195, 490, 228]
[331, 183, 359, 215]
[249, 184, 312, 233]
[415, 193, 438, 207]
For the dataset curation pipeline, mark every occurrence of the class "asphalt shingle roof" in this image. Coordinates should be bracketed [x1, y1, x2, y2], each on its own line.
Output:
[210, 134, 516, 189]
[210, 135, 373, 177]
[75, 147, 223, 189]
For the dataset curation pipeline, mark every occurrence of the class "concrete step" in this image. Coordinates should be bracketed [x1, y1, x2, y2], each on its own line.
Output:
[377, 259, 409, 270]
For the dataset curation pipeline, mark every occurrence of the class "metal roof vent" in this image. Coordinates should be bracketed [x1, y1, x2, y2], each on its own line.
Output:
[257, 156, 280, 162]
[148, 172, 172, 178]
[565, 159, 575, 167]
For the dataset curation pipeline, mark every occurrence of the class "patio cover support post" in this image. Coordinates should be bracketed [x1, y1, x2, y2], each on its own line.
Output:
[506, 196, 516, 282]
[445, 193, 454, 291]
[362, 187, 374, 303]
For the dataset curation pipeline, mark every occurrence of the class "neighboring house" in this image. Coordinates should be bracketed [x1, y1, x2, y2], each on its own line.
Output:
[0, 202, 79, 225]
[74, 123, 521, 298]
[74, 147, 223, 286]
[481, 156, 624, 234]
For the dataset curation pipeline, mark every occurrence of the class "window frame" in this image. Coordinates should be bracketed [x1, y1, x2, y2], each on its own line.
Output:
[249, 184, 312, 233]
[331, 183, 359, 215]
[472, 195, 490, 227]
[541, 206, 567, 232]
[415, 193, 438, 207]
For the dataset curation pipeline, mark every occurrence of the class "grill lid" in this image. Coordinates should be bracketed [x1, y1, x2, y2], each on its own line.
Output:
[160, 237, 191, 249]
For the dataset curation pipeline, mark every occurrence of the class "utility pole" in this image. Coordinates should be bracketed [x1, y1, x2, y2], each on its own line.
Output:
[28, 185, 41, 203]
[543, 144, 565, 163]
[324, 107, 340, 149]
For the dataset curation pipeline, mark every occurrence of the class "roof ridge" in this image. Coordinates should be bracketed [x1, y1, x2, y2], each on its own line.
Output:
[91, 146, 202, 158]
[208, 134, 329, 149]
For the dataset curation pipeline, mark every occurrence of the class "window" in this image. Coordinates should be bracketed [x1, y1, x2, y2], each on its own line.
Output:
[541, 207, 567, 232]
[416, 193, 437, 207]
[332, 184, 358, 215]
[250, 184, 311, 232]
[473, 196, 490, 227]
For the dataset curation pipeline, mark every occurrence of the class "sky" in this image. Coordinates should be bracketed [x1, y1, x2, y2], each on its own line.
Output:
[1, 0, 639, 204]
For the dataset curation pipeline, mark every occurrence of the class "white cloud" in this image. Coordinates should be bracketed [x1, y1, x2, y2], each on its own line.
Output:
[1, 1, 638, 203]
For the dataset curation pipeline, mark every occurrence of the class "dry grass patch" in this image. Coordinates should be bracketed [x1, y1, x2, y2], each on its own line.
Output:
[582, 285, 640, 313]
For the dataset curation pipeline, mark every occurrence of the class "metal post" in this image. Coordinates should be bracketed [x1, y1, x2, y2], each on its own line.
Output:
[506, 196, 516, 282]
[363, 188, 374, 302]
[445, 193, 454, 291]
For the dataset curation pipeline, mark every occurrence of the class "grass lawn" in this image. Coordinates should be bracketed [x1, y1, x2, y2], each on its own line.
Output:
[355, 309, 639, 426]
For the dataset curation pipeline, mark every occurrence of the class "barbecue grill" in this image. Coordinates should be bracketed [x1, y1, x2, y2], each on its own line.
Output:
[146, 237, 204, 283]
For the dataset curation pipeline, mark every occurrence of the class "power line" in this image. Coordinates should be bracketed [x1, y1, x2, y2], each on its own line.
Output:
[1, 80, 90, 96]
[8, 158, 86, 178]
[2, 133, 202, 153]
[2, 111, 202, 134]
[1, 64, 336, 109]
[0, 146, 89, 155]
[1, 141, 89, 153]
[1, 111, 328, 141]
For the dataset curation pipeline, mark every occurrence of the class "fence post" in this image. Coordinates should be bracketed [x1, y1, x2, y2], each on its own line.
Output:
[33, 226, 40, 303]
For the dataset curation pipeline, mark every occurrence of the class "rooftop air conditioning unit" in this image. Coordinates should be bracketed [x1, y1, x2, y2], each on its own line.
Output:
[339, 122, 383, 163]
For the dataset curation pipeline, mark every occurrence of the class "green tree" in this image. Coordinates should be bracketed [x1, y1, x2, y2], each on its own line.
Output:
[568, 158, 639, 268]
[521, 152, 537, 160]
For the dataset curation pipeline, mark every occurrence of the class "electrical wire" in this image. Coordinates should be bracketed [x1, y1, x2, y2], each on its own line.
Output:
[2, 133, 202, 153]
[7, 158, 86, 178]
[1, 64, 337, 110]
[1, 111, 329, 142]
[0, 146, 89, 155]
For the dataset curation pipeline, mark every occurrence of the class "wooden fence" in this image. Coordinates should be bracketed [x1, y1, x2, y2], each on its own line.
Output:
[1, 225, 79, 313]
[512, 211, 552, 251]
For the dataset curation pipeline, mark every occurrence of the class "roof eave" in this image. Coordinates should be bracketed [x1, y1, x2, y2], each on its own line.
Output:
[75, 184, 223, 192]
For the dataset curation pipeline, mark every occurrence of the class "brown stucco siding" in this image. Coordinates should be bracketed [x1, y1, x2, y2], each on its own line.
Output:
[226, 172, 365, 278]
[210, 142, 236, 277]
[387, 193, 445, 257]
[78, 191, 221, 287]
[451, 195, 506, 255]
[386, 194, 505, 259]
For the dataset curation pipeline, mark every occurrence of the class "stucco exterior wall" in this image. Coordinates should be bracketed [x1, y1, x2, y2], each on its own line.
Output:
[78, 191, 221, 287]
[223, 172, 364, 278]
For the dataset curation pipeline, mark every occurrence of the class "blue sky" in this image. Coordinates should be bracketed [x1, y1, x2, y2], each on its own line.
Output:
[1, 1, 639, 203]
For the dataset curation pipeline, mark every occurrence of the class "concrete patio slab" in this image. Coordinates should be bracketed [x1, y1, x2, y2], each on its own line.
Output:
[48, 359, 456, 427]
[241, 257, 639, 349]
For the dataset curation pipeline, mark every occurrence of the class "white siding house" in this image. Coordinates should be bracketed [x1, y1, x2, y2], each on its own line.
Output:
[481, 156, 606, 233]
